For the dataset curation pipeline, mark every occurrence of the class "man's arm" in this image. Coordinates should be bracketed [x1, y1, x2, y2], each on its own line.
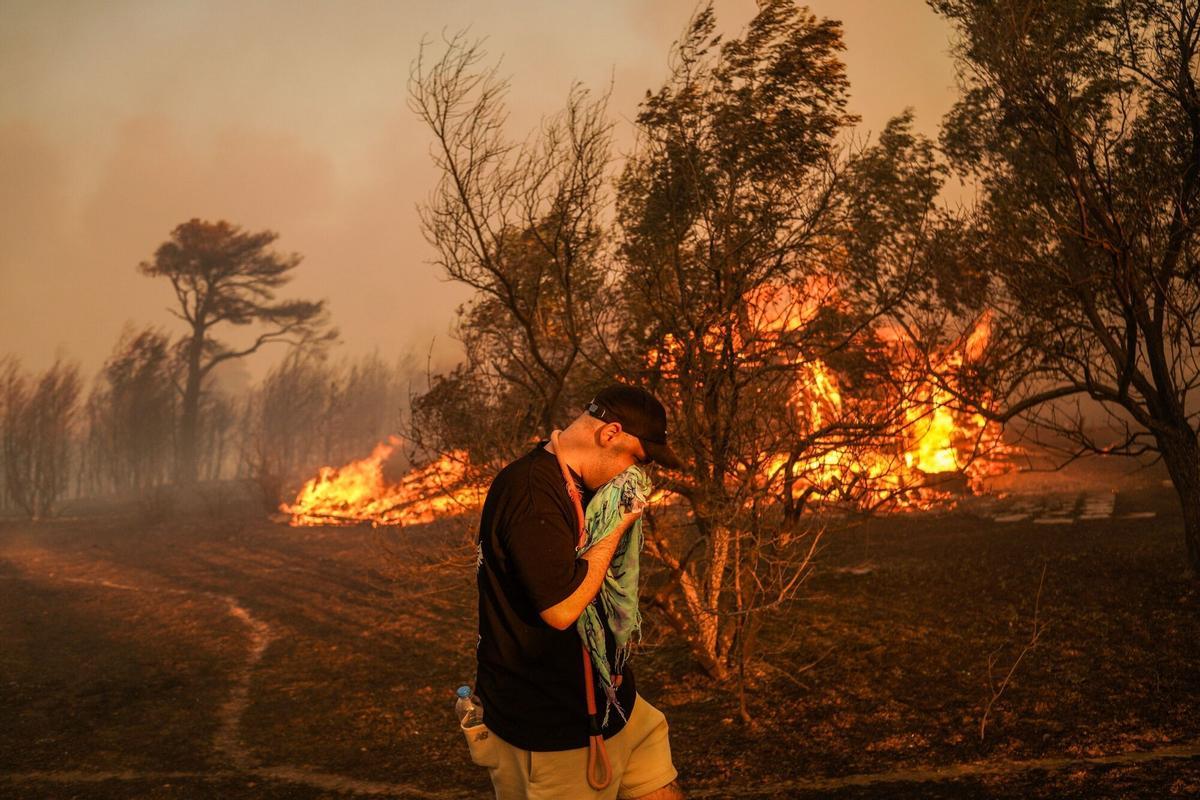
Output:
[538, 509, 642, 631]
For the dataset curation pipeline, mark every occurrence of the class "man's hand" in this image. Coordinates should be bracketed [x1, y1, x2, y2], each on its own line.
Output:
[538, 509, 642, 631]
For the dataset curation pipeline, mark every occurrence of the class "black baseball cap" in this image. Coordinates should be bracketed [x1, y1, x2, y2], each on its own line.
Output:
[585, 383, 683, 470]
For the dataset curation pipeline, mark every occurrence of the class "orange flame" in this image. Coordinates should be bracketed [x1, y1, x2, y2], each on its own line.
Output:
[648, 281, 1018, 511]
[784, 307, 1017, 509]
[279, 436, 482, 527]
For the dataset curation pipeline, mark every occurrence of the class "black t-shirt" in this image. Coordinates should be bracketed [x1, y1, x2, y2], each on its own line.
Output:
[473, 438, 637, 751]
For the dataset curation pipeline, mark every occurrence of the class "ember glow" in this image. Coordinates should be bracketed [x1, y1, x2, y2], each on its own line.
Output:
[280, 437, 482, 527]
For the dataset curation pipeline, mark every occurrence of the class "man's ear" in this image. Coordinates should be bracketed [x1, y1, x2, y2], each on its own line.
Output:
[599, 421, 622, 446]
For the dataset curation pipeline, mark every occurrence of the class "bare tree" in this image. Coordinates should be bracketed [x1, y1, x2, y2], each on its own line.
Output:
[139, 218, 337, 485]
[235, 348, 410, 507]
[198, 389, 236, 482]
[0, 355, 17, 513]
[0, 356, 82, 518]
[406, 30, 616, 472]
[236, 348, 333, 508]
[321, 349, 410, 466]
[80, 324, 177, 496]
[980, 562, 1048, 742]
[928, 0, 1200, 573]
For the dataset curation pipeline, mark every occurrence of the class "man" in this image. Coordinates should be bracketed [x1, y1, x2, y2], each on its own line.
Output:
[468, 383, 686, 800]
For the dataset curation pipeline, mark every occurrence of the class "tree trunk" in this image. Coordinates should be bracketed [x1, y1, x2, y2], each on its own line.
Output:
[1181, 487, 1200, 579]
[1156, 428, 1200, 577]
[177, 338, 203, 486]
[677, 568, 727, 679]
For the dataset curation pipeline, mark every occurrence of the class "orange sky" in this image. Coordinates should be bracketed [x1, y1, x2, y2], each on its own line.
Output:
[0, 1, 962, 387]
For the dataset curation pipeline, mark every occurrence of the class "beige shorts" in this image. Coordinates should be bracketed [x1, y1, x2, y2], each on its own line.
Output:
[461, 692, 678, 799]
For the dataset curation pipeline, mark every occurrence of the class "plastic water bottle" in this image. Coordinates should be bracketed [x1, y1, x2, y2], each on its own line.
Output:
[455, 685, 484, 728]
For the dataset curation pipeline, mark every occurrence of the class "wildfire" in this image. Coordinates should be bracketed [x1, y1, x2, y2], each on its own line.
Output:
[794, 314, 1017, 508]
[283, 283, 1019, 526]
[279, 436, 482, 527]
[650, 281, 1019, 511]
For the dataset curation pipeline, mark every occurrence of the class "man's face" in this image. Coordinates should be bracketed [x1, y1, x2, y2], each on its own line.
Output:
[585, 422, 649, 490]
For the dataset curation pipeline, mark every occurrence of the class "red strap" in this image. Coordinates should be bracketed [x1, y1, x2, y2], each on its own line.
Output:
[551, 429, 588, 550]
[583, 642, 612, 789]
[550, 429, 612, 790]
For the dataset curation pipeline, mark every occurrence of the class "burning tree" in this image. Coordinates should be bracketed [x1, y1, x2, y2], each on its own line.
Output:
[928, 0, 1200, 574]
[139, 218, 337, 486]
[610, 1, 978, 691]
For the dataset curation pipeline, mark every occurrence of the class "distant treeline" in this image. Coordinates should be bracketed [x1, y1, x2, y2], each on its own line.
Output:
[0, 338, 420, 518]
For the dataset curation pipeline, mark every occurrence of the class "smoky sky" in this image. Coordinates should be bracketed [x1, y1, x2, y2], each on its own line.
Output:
[0, 0, 961, 385]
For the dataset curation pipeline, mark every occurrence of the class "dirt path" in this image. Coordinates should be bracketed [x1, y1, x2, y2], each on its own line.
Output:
[1, 567, 470, 800]
[1, 766, 470, 799]
[212, 593, 272, 770]
[48, 574, 275, 772]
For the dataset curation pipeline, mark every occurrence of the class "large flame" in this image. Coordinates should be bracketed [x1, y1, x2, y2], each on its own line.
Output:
[648, 281, 1017, 511]
[279, 436, 481, 527]
[796, 307, 1017, 509]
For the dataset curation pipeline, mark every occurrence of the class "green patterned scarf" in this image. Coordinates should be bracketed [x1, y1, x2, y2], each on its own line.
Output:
[575, 463, 652, 728]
